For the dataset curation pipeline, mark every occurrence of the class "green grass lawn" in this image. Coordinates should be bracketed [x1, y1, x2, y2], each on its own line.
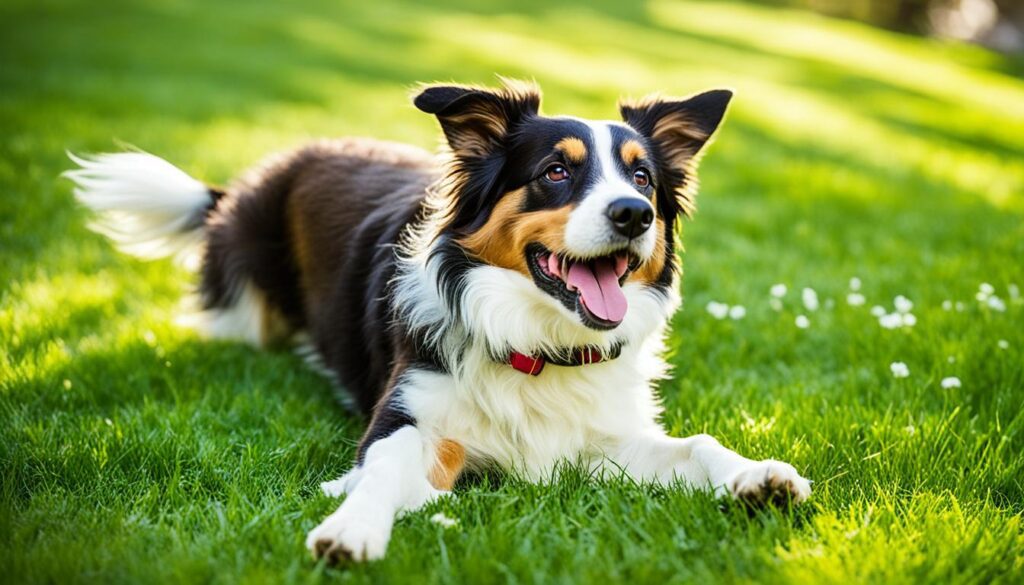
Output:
[2, 0, 1023, 582]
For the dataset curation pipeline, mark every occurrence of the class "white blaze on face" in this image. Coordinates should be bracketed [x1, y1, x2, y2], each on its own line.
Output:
[562, 121, 656, 260]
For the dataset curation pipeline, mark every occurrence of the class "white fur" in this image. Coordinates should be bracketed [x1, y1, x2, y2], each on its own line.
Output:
[306, 426, 447, 562]
[64, 152, 210, 265]
[67, 151, 280, 346]
[175, 280, 270, 346]
[563, 121, 656, 260]
[310, 202, 810, 560]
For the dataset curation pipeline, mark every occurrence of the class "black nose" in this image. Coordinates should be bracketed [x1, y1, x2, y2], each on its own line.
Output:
[606, 198, 654, 239]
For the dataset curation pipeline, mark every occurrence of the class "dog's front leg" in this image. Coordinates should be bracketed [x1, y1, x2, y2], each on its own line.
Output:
[613, 431, 811, 506]
[305, 424, 446, 563]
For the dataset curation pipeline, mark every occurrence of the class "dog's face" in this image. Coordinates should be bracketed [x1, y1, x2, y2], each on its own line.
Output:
[415, 81, 731, 331]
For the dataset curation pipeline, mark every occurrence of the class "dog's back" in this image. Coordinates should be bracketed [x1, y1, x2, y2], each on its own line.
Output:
[68, 137, 437, 412]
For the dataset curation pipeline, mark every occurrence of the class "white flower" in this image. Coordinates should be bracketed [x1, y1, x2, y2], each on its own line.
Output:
[940, 376, 962, 389]
[1009, 284, 1020, 301]
[941, 300, 953, 311]
[987, 296, 1006, 312]
[870, 305, 887, 317]
[879, 313, 904, 329]
[770, 284, 788, 298]
[998, 340, 1009, 350]
[430, 513, 458, 528]
[980, 283, 995, 295]
[802, 288, 819, 312]
[849, 277, 861, 291]
[795, 315, 810, 329]
[890, 362, 910, 378]
[706, 301, 730, 320]
[894, 295, 913, 314]
[901, 313, 917, 327]
[728, 305, 747, 320]
[847, 293, 866, 306]
[904, 425, 916, 436]
[955, 302, 965, 312]
[947, 356, 956, 363]
[769, 298, 783, 312]
[976, 291, 989, 302]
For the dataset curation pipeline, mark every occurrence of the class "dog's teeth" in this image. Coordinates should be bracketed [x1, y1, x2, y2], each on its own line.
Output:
[548, 253, 561, 279]
[561, 256, 569, 279]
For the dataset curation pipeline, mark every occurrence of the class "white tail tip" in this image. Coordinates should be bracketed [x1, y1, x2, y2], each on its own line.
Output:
[64, 151, 213, 265]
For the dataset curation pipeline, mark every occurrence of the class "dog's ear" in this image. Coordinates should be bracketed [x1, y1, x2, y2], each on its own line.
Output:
[619, 89, 732, 216]
[414, 80, 541, 159]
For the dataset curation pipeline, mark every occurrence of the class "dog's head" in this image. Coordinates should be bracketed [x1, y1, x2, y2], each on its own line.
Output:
[415, 80, 731, 332]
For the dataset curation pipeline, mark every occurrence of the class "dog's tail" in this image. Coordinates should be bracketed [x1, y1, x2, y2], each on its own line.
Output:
[63, 151, 222, 267]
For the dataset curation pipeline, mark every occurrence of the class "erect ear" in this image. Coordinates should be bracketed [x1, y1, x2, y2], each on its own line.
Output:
[413, 80, 541, 159]
[619, 89, 732, 216]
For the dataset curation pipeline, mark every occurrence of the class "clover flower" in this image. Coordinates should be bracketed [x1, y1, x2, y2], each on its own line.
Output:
[770, 283, 788, 298]
[879, 313, 904, 329]
[847, 293, 866, 306]
[770, 298, 783, 312]
[802, 288, 819, 312]
[942, 300, 953, 311]
[890, 362, 910, 378]
[894, 295, 914, 314]
[728, 305, 747, 320]
[706, 301, 729, 320]
[941, 377, 961, 389]
[998, 340, 1009, 350]
[849, 277, 862, 291]
[875, 296, 916, 329]
[795, 315, 810, 329]
[430, 513, 459, 528]
[987, 296, 1007, 312]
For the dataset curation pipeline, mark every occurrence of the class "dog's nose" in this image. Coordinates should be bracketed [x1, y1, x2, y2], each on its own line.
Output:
[606, 198, 654, 239]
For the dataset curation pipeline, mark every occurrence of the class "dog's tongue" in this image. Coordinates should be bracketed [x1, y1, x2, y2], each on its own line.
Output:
[566, 258, 627, 323]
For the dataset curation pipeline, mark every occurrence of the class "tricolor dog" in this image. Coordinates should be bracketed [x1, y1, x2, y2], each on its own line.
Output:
[66, 80, 811, 564]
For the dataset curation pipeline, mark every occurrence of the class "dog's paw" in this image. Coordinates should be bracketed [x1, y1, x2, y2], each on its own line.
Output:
[728, 460, 811, 508]
[306, 506, 391, 564]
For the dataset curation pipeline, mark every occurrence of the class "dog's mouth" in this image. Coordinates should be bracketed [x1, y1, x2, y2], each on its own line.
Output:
[525, 243, 640, 330]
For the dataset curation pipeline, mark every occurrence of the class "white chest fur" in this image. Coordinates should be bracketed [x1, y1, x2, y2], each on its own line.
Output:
[394, 259, 680, 479]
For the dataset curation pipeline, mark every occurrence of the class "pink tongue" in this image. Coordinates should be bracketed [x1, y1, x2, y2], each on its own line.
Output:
[566, 258, 628, 323]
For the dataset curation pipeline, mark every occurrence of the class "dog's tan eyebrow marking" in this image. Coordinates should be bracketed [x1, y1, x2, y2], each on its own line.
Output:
[427, 439, 466, 491]
[555, 137, 587, 164]
[620, 139, 648, 166]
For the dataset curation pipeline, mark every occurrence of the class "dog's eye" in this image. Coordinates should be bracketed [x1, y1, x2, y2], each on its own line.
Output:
[545, 164, 570, 183]
[633, 168, 651, 188]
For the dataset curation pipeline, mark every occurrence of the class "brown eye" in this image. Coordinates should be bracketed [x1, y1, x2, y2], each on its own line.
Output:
[633, 168, 651, 188]
[545, 164, 570, 183]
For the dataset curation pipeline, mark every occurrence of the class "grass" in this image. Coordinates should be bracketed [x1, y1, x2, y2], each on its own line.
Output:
[2, 0, 1023, 582]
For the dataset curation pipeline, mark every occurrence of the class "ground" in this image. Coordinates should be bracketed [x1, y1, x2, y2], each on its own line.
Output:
[1, 0, 1023, 583]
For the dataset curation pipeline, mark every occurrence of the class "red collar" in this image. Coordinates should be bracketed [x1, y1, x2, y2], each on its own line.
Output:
[507, 344, 623, 376]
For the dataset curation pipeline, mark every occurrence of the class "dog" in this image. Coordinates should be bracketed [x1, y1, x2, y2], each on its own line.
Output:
[66, 80, 811, 564]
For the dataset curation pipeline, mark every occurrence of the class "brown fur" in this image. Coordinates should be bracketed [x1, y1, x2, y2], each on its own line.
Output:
[428, 439, 466, 490]
[457, 189, 570, 275]
[555, 137, 587, 164]
[620, 139, 647, 167]
[629, 217, 668, 284]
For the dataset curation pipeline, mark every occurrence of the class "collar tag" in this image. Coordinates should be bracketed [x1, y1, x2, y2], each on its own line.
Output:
[509, 352, 545, 375]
